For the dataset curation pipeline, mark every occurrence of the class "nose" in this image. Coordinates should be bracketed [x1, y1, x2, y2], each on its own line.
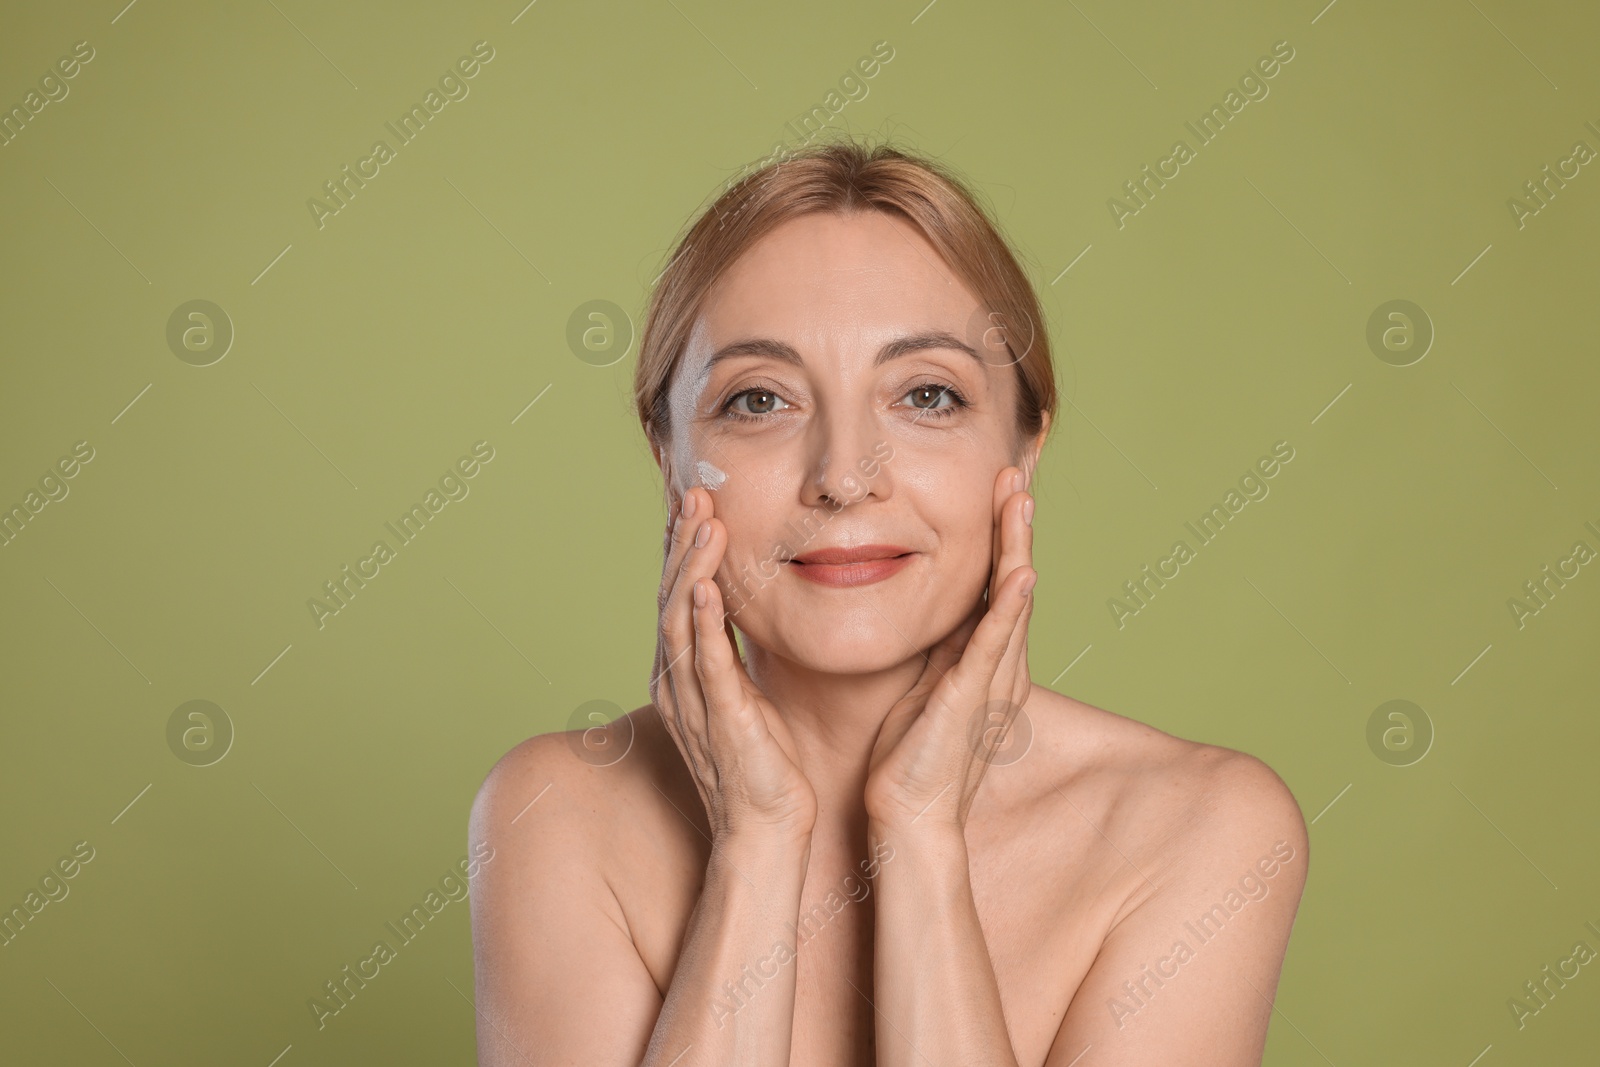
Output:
[799, 404, 889, 510]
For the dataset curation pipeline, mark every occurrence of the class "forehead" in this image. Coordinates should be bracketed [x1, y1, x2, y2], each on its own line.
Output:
[690, 210, 980, 352]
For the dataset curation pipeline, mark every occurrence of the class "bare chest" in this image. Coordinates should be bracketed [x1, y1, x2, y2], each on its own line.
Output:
[620, 815, 1136, 1067]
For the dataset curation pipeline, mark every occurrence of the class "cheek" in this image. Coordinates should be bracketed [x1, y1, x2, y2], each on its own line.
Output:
[920, 495, 998, 586]
[703, 491, 779, 569]
[945, 512, 995, 579]
[900, 462, 995, 538]
[711, 502, 799, 613]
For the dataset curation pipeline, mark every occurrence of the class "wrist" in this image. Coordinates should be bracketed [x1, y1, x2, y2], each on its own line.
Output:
[867, 815, 968, 862]
[715, 823, 814, 866]
[867, 817, 971, 909]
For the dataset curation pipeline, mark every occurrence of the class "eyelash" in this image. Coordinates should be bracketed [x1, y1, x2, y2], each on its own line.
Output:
[719, 382, 970, 423]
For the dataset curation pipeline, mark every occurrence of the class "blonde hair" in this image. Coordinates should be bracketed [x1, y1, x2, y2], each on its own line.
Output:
[633, 137, 1057, 453]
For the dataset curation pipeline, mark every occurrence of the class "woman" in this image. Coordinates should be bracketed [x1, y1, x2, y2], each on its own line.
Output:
[468, 139, 1308, 1066]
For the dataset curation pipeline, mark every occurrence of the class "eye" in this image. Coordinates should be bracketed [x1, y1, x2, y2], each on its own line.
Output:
[718, 381, 969, 423]
[900, 382, 968, 419]
[721, 387, 791, 421]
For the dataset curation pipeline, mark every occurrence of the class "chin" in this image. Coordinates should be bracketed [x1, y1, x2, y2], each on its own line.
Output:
[729, 590, 935, 676]
[774, 632, 914, 676]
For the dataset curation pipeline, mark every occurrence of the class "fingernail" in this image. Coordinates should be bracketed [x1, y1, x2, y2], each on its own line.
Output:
[693, 579, 707, 607]
[1022, 570, 1037, 596]
[695, 520, 710, 548]
[1023, 497, 1034, 526]
[1012, 470, 1025, 493]
[683, 491, 698, 520]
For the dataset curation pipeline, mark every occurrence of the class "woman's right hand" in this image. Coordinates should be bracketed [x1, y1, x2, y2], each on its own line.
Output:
[652, 485, 818, 844]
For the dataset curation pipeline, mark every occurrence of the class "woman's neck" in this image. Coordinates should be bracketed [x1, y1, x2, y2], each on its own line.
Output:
[742, 643, 931, 839]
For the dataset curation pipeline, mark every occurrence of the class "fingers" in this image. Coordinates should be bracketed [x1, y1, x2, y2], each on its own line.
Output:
[990, 466, 1033, 602]
[662, 489, 721, 635]
[993, 565, 1036, 706]
[894, 467, 1036, 724]
[661, 491, 732, 753]
[907, 573, 985, 706]
[659, 487, 701, 613]
[938, 560, 1036, 712]
[661, 494, 679, 565]
[656, 487, 717, 770]
[691, 576, 754, 733]
[659, 486, 716, 658]
[988, 465, 1035, 705]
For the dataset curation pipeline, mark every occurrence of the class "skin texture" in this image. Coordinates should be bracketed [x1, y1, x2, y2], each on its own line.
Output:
[468, 211, 1309, 1067]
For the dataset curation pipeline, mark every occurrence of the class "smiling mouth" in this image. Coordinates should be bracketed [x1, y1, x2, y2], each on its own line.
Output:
[783, 550, 917, 588]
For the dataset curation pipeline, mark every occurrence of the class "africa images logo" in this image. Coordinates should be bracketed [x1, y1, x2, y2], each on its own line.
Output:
[307, 843, 494, 1030]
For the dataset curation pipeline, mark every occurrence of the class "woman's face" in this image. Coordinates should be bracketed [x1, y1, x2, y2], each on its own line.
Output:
[658, 209, 1046, 674]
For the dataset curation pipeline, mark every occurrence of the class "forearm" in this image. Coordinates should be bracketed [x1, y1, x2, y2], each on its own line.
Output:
[868, 821, 1019, 1067]
[642, 832, 811, 1067]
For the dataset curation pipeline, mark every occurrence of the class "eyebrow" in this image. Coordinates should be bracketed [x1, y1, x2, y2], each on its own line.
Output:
[704, 329, 982, 371]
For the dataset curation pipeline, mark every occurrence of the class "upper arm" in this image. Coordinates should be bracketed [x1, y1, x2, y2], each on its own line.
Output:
[1044, 752, 1310, 1067]
[468, 733, 664, 1066]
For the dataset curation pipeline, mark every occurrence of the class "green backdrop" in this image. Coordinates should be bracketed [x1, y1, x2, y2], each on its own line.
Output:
[2, 0, 1597, 1063]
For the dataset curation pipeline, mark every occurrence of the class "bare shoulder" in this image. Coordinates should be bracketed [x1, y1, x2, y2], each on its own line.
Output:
[466, 712, 694, 1062]
[467, 728, 609, 883]
[468, 705, 705, 882]
[1026, 691, 1312, 1061]
[1020, 684, 1309, 892]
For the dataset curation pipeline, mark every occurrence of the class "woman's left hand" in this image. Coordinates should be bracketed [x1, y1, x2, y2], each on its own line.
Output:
[863, 464, 1037, 834]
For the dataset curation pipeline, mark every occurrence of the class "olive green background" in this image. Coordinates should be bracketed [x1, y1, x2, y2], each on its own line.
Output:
[2, 0, 1597, 1063]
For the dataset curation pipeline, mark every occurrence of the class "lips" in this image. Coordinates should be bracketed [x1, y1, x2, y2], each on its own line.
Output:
[785, 545, 916, 587]
[790, 545, 913, 565]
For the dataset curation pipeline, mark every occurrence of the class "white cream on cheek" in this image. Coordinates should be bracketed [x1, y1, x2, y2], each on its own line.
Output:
[696, 459, 728, 491]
